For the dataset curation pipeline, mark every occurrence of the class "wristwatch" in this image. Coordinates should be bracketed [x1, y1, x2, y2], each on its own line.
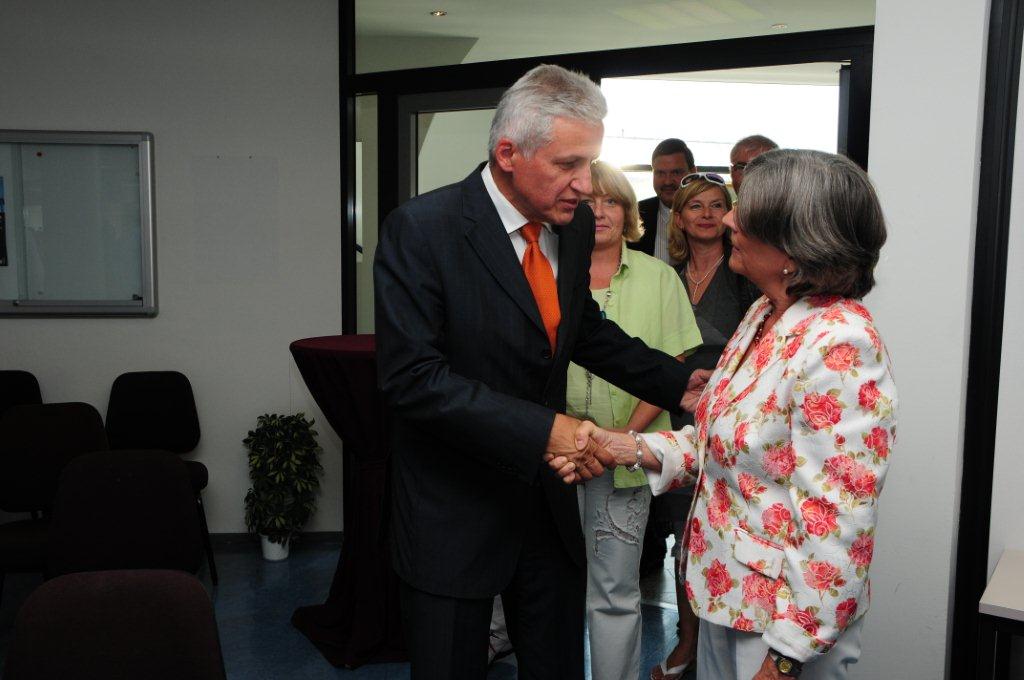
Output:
[769, 649, 803, 677]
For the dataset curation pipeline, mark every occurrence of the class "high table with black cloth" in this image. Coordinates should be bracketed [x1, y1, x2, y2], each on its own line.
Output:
[289, 334, 405, 668]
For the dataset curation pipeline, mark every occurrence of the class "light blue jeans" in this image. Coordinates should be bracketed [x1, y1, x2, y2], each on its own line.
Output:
[579, 472, 652, 680]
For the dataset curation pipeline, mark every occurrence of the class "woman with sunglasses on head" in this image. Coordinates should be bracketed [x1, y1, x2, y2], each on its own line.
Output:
[551, 150, 897, 679]
[671, 172, 762, 376]
[648, 171, 762, 680]
[568, 161, 703, 680]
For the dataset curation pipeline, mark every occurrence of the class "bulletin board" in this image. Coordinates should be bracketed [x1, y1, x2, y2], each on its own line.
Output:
[0, 130, 155, 316]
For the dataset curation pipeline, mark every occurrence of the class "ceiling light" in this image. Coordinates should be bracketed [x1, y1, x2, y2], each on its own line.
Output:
[771, 23, 787, 30]
[430, 10, 447, 17]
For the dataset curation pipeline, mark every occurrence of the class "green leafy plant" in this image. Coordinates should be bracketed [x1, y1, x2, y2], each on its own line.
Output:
[243, 413, 324, 545]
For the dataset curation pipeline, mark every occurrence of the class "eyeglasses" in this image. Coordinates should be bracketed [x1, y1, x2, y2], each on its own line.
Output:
[680, 172, 726, 188]
[731, 162, 748, 172]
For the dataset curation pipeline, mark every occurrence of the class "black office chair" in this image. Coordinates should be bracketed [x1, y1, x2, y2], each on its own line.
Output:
[46, 450, 203, 578]
[0, 402, 108, 606]
[0, 370, 42, 417]
[2, 569, 228, 680]
[104, 371, 217, 584]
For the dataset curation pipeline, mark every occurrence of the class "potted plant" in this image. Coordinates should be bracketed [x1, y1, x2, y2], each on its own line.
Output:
[243, 412, 324, 561]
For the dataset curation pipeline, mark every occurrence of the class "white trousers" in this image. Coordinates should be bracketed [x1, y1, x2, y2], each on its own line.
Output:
[696, 615, 865, 680]
[579, 472, 652, 680]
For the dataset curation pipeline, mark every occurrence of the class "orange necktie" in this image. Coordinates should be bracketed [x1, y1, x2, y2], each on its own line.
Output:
[521, 222, 560, 352]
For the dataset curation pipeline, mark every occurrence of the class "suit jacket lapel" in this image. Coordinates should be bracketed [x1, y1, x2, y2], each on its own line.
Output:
[721, 297, 827, 412]
[461, 170, 547, 337]
[554, 216, 584, 355]
[702, 299, 768, 433]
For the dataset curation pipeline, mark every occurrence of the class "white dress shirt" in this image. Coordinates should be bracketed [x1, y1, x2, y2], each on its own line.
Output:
[481, 164, 559, 279]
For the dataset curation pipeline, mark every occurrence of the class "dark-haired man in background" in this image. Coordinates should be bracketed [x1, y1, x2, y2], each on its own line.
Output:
[631, 138, 695, 264]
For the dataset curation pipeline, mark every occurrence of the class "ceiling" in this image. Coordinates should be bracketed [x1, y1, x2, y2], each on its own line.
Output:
[356, 0, 875, 73]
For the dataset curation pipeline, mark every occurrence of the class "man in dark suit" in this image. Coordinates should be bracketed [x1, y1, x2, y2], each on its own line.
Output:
[632, 138, 696, 263]
[374, 65, 699, 680]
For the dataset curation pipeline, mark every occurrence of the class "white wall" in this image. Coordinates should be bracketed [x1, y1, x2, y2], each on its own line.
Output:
[357, 35, 477, 73]
[0, 0, 343, 534]
[858, 0, 988, 677]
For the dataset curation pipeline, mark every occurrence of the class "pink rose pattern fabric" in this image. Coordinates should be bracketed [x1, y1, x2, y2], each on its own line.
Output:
[640, 296, 897, 662]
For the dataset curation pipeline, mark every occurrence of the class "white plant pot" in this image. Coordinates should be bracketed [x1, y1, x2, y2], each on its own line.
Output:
[260, 535, 290, 561]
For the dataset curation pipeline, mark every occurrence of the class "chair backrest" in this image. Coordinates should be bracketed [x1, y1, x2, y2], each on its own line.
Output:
[0, 371, 42, 417]
[46, 450, 203, 578]
[105, 371, 200, 453]
[2, 569, 227, 680]
[0, 402, 109, 513]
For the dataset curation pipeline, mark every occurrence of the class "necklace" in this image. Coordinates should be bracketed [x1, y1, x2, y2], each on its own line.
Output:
[583, 287, 615, 418]
[686, 254, 724, 303]
[753, 307, 776, 345]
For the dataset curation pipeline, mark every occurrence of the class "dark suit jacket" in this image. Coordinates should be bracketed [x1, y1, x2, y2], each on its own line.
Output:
[374, 168, 691, 598]
[631, 195, 663, 257]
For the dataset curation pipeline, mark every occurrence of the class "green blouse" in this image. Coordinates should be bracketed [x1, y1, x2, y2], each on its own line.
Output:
[566, 241, 702, 487]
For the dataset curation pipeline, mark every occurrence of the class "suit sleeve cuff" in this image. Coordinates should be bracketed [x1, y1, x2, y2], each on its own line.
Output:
[640, 427, 697, 495]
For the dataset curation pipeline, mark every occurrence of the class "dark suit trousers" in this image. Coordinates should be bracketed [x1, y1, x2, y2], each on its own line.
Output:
[400, 485, 586, 680]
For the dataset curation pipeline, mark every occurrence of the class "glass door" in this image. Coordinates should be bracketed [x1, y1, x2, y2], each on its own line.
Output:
[355, 87, 504, 333]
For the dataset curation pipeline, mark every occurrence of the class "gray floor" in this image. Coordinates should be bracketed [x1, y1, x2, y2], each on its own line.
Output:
[0, 540, 694, 679]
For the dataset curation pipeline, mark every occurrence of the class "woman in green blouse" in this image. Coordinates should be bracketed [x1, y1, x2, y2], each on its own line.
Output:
[567, 161, 702, 680]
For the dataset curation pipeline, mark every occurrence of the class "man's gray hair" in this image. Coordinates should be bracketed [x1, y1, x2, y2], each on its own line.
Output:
[738, 149, 887, 299]
[731, 134, 779, 158]
[488, 64, 607, 160]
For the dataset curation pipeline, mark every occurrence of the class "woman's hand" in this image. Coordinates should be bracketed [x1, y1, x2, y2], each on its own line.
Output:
[682, 369, 713, 413]
[752, 652, 787, 679]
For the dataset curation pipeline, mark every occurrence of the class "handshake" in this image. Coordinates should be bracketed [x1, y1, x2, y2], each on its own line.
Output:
[544, 369, 711, 485]
[542, 415, 621, 485]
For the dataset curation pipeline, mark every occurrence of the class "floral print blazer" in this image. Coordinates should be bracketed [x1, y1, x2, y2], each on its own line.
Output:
[641, 295, 897, 663]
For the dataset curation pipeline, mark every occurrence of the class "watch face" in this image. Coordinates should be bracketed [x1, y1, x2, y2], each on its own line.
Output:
[778, 658, 794, 674]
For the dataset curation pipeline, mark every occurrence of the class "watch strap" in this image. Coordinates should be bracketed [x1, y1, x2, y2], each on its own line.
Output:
[769, 648, 803, 677]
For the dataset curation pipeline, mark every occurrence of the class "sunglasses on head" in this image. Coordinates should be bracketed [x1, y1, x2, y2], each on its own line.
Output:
[680, 172, 726, 188]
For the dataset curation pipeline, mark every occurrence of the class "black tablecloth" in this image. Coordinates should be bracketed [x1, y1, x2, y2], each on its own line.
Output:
[289, 335, 405, 668]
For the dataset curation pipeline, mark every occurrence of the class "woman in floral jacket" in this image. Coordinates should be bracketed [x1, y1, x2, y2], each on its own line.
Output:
[548, 149, 897, 679]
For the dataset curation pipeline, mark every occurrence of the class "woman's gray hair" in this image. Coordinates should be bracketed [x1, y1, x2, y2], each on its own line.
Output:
[488, 64, 607, 160]
[738, 149, 887, 299]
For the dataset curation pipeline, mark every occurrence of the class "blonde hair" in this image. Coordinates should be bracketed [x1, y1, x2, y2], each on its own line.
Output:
[589, 161, 644, 242]
[668, 180, 732, 262]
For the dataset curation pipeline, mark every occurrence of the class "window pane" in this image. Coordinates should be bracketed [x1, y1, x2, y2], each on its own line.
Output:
[600, 63, 842, 198]
[417, 109, 494, 195]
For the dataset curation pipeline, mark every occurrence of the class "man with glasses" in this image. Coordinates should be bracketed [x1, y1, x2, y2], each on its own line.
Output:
[729, 134, 778, 194]
[632, 138, 696, 264]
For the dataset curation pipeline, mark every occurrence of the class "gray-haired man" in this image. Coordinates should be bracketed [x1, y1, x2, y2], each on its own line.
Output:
[729, 134, 778, 194]
[375, 64, 699, 679]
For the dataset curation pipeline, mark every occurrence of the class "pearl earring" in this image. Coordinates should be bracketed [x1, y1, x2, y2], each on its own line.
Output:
[782, 268, 790, 275]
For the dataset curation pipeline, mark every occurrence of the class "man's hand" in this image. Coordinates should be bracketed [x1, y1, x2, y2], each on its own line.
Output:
[681, 369, 713, 413]
[544, 414, 614, 483]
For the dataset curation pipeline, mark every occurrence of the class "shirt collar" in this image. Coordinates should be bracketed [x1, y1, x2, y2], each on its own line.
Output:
[604, 240, 632, 287]
[617, 240, 633, 274]
[482, 163, 553, 235]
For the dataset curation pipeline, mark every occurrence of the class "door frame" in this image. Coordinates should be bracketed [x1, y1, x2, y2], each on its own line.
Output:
[343, 23, 875, 332]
